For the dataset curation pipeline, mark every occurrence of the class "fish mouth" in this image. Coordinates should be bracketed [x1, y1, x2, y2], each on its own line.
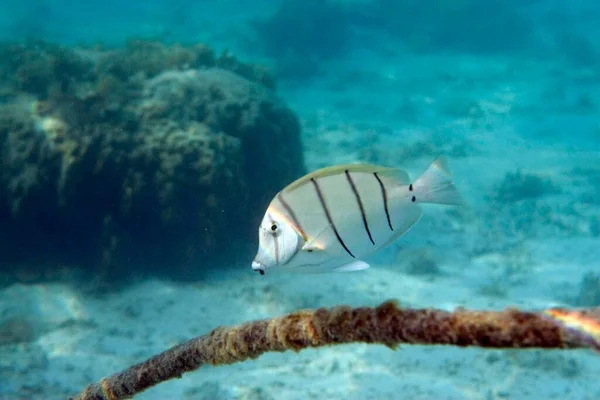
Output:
[251, 261, 266, 275]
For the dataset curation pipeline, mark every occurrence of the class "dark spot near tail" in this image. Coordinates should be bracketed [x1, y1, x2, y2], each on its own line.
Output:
[411, 196, 416, 202]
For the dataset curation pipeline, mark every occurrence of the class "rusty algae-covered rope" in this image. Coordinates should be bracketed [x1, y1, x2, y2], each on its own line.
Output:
[69, 301, 600, 400]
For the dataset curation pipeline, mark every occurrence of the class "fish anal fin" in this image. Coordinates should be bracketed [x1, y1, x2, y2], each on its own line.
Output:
[334, 260, 370, 272]
[379, 212, 423, 249]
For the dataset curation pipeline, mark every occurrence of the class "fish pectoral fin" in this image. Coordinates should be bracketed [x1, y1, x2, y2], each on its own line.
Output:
[333, 260, 371, 272]
[300, 223, 334, 253]
[301, 242, 325, 252]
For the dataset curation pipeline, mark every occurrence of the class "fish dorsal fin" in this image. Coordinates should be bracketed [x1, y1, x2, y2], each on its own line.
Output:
[284, 164, 410, 193]
[375, 167, 411, 185]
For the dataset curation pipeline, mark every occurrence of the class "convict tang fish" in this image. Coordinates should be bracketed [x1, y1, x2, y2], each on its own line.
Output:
[251, 156, 462, 275]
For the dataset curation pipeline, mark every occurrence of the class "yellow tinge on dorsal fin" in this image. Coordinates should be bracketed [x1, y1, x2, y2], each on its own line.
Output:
[283, 163, 411, 193]
[375, 166, 411, 185]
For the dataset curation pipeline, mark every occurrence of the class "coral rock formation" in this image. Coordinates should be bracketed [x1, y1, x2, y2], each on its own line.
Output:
[0, 39, 304, 281]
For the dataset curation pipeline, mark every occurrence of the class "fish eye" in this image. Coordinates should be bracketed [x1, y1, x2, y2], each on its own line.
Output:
[270, 222, 278, 232]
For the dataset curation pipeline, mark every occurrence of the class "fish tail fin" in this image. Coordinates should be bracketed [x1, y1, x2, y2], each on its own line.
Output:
[412, 156, 463, 206]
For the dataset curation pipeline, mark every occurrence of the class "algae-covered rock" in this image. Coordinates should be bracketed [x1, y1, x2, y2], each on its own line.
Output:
[0, 39, 304, 282]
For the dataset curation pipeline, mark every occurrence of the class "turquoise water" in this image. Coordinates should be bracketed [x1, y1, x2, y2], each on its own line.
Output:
[0, 1, 599, 399]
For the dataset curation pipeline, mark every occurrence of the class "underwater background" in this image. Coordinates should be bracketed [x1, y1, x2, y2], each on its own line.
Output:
[0, 0, 599, 399]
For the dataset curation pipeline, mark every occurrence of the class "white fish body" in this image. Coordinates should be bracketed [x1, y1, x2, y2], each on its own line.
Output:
[251, 156, 462, 275]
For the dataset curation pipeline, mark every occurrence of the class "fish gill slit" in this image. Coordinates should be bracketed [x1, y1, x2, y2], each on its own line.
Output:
[273, 227, 280, 264]
[277, 192, 308, 240]
[310, 177, 355, 258]
[373, 172, 394, 231]
[345, 170, 375, 245]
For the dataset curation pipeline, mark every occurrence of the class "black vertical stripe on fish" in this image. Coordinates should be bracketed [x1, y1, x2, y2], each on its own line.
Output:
[310, 177, 355, 258]
[373, 172, 394, 231]
[277, 192, 308, 240]
[345, 170, 375, 245]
